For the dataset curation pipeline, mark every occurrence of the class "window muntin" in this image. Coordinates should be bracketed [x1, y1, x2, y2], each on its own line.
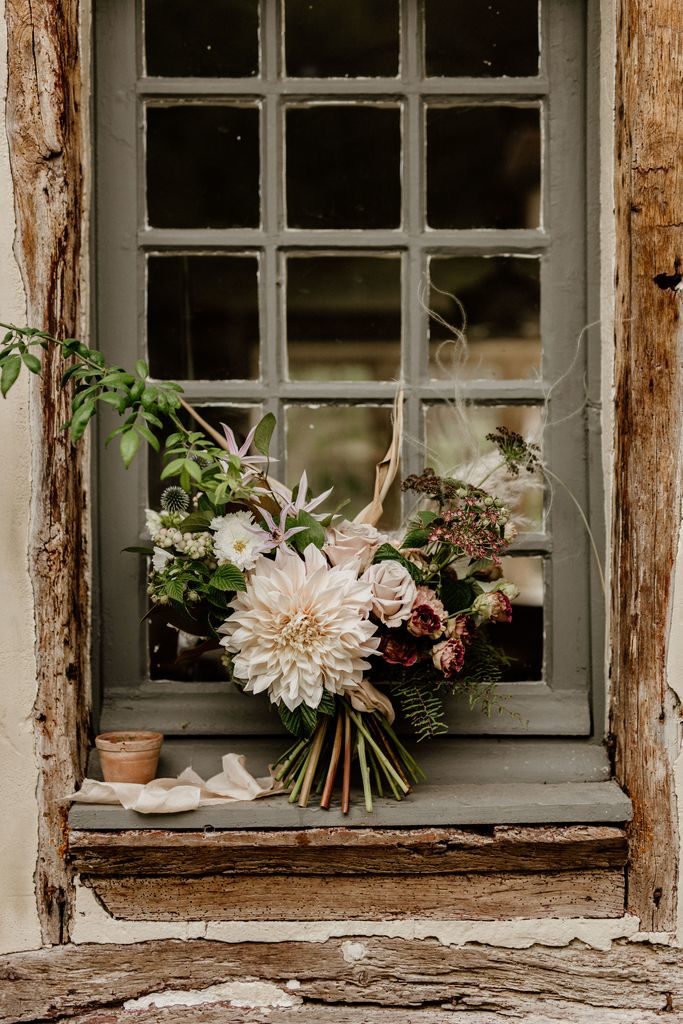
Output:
[96, 0, 597, 742]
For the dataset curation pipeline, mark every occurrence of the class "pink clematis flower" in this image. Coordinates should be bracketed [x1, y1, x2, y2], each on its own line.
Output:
[220, 422, 273, 468]
[251, 506, 307, 552]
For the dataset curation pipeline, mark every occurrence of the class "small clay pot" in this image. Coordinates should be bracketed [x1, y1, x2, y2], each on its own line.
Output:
[95, 731, 163, 784]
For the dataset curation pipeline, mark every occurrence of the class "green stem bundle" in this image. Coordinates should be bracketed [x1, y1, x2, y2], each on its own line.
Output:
[273, 698, 425, 813]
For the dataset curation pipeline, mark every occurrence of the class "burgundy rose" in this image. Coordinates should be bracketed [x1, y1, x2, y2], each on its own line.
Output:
[432, 637, 466, 679]
[379, 635, 419, 667]
[407, 587, 446, 639]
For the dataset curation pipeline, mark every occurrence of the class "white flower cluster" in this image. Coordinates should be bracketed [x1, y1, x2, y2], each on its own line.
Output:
[154, 527, 214, 560]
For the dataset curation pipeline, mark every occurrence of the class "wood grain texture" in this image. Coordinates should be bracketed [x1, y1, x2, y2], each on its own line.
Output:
[5, 0, 90, 945]
[2, 938, 683, 1024]
[68, 824, 628, 876]
[611, 0, 683, 932]
[81, 868, 625, 921]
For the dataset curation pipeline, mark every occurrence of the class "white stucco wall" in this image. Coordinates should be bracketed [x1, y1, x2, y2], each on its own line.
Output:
[0, 0, 681, 958]
[0, 1, 41, 953]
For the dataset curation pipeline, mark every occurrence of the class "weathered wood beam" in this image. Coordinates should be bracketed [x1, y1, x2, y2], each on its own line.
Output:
[1, 938, 682, 1024]
[4, 0, 90, 945]
[81, 868, 624, 921]
[68, 824, 628, 876]
[611, 0, 683, 932]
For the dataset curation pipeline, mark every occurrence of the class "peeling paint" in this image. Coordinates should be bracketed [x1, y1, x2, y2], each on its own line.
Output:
[342, 940, 368, 962]
[124, 980, 302, 1011]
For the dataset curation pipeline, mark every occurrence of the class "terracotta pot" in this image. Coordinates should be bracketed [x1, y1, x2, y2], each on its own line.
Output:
[95, 731, 163, 784]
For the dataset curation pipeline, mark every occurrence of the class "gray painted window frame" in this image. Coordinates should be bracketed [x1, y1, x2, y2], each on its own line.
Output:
[94, 0, 604, 755]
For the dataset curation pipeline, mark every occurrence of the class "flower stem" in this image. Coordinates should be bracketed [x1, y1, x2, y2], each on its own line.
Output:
[376, 717, 427, 783]
[297, 719, 328, 808]
[273, 739, 306, 782]
[320, 713, 344, 810]
[341, 709, 352, 815]
[348, 710, 410, 795]
[357, 731, 373, 813]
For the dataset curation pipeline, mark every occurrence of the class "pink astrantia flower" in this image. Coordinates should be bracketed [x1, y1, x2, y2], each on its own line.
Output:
[407, 587, 446, 639]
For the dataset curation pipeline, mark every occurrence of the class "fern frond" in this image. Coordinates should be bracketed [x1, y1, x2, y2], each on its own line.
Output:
[393, 680, 448, 742]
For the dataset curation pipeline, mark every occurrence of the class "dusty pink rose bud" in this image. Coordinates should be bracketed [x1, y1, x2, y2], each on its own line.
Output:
[362, 560, 417, 627]
[323, 520, 385, 571]
[472, 591, 513, 623]
[407, 586, 446, 639]
[447, 614, 474, 642]
[379, 634, 419, 667]
[432, 637, 466, 678]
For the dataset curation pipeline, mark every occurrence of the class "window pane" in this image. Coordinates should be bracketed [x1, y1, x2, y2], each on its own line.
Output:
[144, 0, 259, 77]
[147, 105, 260, 228]
[427, 105, 541, 229]
[148, 254, 259, 381]
[286, 106, 401, 229]
[425, 0, 539, 78]
[429, 256, 540, 380]
[489, 556, 544, 681]
[285, 0, 399, 77]
[424, 404, 544, 531]
[286, 405, 399, 527]
[287, 255, 401, 381]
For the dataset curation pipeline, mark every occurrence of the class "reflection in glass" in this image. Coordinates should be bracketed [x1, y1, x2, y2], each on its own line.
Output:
[286, 105, 401, 229]
[145, 0, 259, 77]
[285, 0, 399, 78]
[146, 105, 260, 228]
[429, 257, 540, 380]
[287, 255, 401, 381]
[148, 404, 263, 681]
[426, 0, 539, 78]
[424, 404, 544, 531]
[427, 105, 541, 229]
[488, 556, 544, 681]
[148, 255, 259, 381]
[286, 405, 399, 527]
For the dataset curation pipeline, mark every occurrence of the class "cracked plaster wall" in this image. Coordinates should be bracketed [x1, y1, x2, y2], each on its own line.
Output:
[1, 0, 683, 959]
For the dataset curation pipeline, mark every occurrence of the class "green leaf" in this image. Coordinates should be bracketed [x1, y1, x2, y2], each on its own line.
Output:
[122, 545, 154, 554]
[290, 510, 326, 553]
[135, 359, 149, 378]
[183, 458, 203, 483]
[440, 577, 475, 614]
[135, 422, 160, 452]
[0, 354, 21, 397]
[21, 351, 42, 374]
[401, 527, 431, 548]
[252, 412, 276, 456]
[318, 690, 337, 717]
[372, 543, 423, 583]
[160, 457, 187, 481]
[164, 577, 186, 603]
[119, 428, 141, 468]
[179, 511, 213, 533]
[209, 563, 247, 592]
[69, 399, 96, 442]
[278, 702, 319, 739]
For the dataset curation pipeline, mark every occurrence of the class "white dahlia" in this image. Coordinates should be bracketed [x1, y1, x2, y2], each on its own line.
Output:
[219, 544, 379, 711]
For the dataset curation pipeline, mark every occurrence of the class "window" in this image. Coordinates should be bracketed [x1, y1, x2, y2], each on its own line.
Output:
[92, 0, 619, 822]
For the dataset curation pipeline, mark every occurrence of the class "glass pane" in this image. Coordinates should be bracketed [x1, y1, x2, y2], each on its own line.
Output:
[286, 405, 399, 527]
[427, 105, 541, 229]
[287, 255, 401, 381]
[424, 404, 544, 531]
[148, 254, 259, 380]
[429, 256, 540, 380]
[489, 556, 544, 681]
[425, 0, 539, 78]
[286, 105, 401, 229]
[145, 0, 259, 77]
[285, 0, 399, 77]
[148, 405, 262, 681]
[147, 105, 260, 228]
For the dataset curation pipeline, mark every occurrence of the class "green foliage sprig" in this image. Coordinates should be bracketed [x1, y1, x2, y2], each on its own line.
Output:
[0, 323, 185, 466]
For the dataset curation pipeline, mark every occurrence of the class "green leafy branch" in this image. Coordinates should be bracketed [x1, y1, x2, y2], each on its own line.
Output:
[0, 323, 186, 467]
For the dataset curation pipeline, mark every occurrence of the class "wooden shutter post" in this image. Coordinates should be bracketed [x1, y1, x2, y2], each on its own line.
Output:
[612, 0, 683, 932]
[5, 0, 90, 944]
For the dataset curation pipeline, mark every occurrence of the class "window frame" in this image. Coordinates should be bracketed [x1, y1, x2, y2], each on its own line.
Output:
[94, 0, 603, 757]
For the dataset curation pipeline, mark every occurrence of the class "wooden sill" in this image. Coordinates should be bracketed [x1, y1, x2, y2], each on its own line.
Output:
[69, 824, 628, 921]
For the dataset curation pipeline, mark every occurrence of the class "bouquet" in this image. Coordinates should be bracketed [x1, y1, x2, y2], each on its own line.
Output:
[0, 324, 540, 813]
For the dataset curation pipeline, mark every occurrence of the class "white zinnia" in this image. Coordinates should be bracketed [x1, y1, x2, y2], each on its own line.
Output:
[219, 544, 380, 711]
[210, 511, 263, 571]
